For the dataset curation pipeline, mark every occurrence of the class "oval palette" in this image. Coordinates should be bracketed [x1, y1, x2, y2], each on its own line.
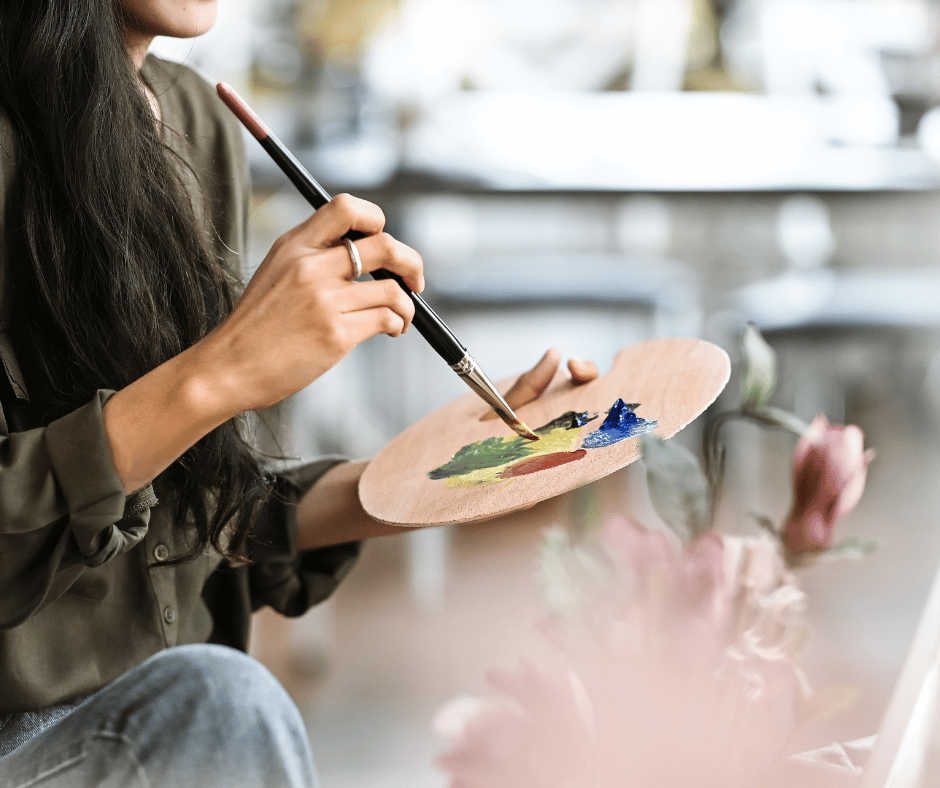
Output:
[359, 338, 730, 526]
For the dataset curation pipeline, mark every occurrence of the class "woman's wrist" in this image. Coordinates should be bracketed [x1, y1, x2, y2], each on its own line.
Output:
[296, 460, 406, 549]
[175, 339, 247, 428]
[102, 341, 246, 493]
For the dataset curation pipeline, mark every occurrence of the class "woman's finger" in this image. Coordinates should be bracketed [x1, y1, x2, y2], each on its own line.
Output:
[504, 347, 561, 410]
[481, 349, 599, 421]
[344, 232, 425, 293]
[568, 357, 599, 384]
[287, 193, 387, 249]
[341, 306, 407, 340]
[333, 279, 416, 331]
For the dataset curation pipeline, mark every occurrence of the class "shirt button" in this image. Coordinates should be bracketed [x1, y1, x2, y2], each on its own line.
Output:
[163, 606, 177, 625]
[153, 544, 169, 562]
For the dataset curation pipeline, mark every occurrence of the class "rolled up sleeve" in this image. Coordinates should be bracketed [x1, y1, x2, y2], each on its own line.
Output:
[0, 389, 151, 628]
[247, 458, 361, 617]
[43, 390, 149, 560]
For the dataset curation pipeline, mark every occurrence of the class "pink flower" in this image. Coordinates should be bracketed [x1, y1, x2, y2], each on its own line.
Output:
[781, 416, 874, 555]
[435, 658, 594, 788]
[436, 600, 802, 788]
[600, 515, 729, 628]
[436, 521, 807, 788]
[600, 514, 676, 577]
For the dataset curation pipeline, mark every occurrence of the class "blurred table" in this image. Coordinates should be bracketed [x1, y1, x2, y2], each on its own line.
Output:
[250, 91, 940, 195]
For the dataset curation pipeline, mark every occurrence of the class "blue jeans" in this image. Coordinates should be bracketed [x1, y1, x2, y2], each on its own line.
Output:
[0, 645, 318, 787]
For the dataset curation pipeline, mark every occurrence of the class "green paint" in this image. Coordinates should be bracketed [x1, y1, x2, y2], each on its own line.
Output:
[428, 435, 533, 480]
[429, 412, 592, 482]
[442, 426, 584, 488]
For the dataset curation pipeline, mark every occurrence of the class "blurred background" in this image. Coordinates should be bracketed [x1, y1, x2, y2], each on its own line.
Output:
[157, 1, 940, 784]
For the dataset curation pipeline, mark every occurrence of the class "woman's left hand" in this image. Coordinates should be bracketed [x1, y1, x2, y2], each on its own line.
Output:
[482, 348, 599, 420]
[296, 348, 600, 549]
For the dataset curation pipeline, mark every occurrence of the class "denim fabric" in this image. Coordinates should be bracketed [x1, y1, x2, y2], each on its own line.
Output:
[0, 645, 318, 788]
[0, 694, 92, 759]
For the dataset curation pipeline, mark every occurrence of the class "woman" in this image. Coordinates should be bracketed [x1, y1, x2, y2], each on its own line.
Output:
[0, 0, 596, 785]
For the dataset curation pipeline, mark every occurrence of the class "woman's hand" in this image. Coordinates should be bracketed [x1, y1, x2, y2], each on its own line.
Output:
[198, 194, 424, 415]
[102, 194, 422, 494]
[296, 348, 600, 549]
[481, 347, 599, 420]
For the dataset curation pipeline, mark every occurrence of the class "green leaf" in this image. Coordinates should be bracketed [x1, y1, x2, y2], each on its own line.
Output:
[740, 323, 777, 411]
[538, 525, 577, 611]
[789, 537, 879, 568]
[759, 406, 810, 437]
[641, 434, 711, 542]
[748, 512, 780, 537]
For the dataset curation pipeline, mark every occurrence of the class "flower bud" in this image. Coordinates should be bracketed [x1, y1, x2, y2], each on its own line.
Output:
[781, 416, 874, 554]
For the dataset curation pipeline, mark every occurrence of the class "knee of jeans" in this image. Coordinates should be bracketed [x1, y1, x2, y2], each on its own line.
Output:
[138, 645, 300, 733]
[159, 644, 284, 698]
[104, 646, 313, 785]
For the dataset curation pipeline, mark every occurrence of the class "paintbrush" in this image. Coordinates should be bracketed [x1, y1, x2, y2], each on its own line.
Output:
[216, 83, 538, 441]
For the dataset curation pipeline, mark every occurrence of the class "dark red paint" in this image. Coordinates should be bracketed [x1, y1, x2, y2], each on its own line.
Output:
[499, 450, 587, 479]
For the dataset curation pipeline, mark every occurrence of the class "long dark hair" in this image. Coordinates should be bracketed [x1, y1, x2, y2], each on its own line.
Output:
[0, 0, 271, 564]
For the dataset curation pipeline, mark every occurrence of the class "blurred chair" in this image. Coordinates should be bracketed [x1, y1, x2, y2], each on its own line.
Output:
[735, 269, 940, 336]
[430, 250, 701, 341]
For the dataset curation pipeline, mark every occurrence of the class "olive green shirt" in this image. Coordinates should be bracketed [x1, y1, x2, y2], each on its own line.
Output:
[0, 56, 359, 714]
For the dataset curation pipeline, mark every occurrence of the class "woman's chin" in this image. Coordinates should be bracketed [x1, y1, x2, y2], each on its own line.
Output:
[121, 0, 219, 41]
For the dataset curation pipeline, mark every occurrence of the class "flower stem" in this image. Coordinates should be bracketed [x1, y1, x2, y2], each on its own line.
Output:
[702, 406, 810, 533]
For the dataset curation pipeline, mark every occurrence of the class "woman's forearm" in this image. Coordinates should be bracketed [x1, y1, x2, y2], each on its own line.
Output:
[101, 341, 237, 494]
[295, 460, 408, 550]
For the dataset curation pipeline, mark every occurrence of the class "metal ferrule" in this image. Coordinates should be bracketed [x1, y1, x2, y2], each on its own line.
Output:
[450, 352, 475, 376]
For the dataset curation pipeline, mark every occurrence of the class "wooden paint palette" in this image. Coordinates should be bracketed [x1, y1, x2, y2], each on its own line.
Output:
[359, 338, 730, 526]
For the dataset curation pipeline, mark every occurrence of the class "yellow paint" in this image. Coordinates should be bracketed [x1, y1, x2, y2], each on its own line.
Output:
[444, 465, 505, 488]
[532, 427, 582, 454]
[443, 428, 581, 488]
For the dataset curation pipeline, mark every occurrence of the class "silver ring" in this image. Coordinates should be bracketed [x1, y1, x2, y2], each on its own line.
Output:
[343, 238, 362, 280]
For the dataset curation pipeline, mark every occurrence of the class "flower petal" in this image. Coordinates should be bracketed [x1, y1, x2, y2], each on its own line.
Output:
[793, 415, 829, 466]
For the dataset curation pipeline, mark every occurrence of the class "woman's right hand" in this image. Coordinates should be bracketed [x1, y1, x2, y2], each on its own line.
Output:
[197, 193, 425, 415]
[103, 193, 421, 494]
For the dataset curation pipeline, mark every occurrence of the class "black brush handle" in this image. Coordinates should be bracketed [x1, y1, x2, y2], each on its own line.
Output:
[259, 136, 468, 366]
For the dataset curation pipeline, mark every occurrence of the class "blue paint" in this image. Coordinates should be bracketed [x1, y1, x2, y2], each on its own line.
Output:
[581, 398, 658, 448]
[570, 411, 597, 428]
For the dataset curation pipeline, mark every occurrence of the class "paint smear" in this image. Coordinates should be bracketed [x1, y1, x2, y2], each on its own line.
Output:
[443, 464, 510, 488]
[527, 425, 583, 454]
[498, 450, 587, 478]
[431, 400, 657, 487]
[429, 435, 533, 481]
[431, 413, 592, 481]
[442, 426, 582, 487]
[581, 398, 658, 449]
